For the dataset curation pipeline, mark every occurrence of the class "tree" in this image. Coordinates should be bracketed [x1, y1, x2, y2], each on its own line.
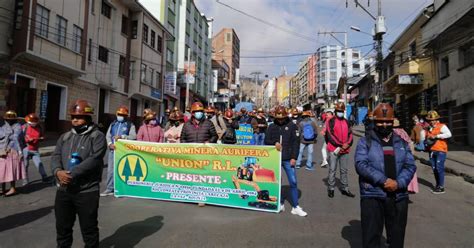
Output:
[133, 158, 144, 181]
[122, 158, 132, 182]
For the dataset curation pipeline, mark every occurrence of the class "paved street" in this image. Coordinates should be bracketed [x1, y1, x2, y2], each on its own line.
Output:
[1, 134, 473, 248]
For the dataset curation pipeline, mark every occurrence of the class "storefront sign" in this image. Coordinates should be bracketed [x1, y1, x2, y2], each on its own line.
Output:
[114, 140, 281, 212]
[164, 72, 177, 95]
[40, 90, 48, 119]
[151, 89, 161, 100]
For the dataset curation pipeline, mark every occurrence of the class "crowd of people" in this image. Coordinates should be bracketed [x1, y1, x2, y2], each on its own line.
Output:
[0, 98, 453, 247]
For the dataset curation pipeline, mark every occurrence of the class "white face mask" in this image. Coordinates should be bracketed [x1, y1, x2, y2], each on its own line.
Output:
[116, 116, 125, 122]
[420, 119, 424, 123]
[336, 112, 344, 118]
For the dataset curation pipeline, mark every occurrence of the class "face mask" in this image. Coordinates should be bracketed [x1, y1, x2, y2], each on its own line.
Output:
[336, 112, 344, 118]
[194, 112, 204, 120]
[420, 119, 424, 123]
[29, 123, 38, 127]
[117, 116, 125, 122]
[149, 120, 157, 126]
[374, 125, 393, 137]
[73, 125, 88, 134]
[6, 120, 15, 126]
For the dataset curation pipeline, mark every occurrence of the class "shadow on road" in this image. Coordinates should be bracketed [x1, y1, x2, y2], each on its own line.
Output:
[417, 177, 434, 189]
[341, 219, 388, 248]
[0, 206, 54, 232]
[281, 186, 302, 206]
[19, 177, 54, 194]
[100, 216, 164, 248]
[322, 177, 342, 188]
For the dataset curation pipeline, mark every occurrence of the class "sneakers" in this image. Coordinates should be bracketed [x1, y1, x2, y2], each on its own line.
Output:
[279, 205, 285, 212]
[100, 190, 114, 197]
[328, 189, 334, 198]
[305, 166, 315, 171]
[295, 165, 301, 169]
[320, 161, 328, 168]
[431, 186, 445, 194]
[291, 206, 308, 217]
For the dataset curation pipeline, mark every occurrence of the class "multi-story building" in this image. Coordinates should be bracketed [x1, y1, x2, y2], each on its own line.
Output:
[422, 0, 474, 146]
[276, 75, 292, 107]
[307, 54, 318, 108]
[296, 59, 309, 107]
[211, 58, 230, 110]
[289, 76, 299, 108]
[263, 78, 276, 111]
[212, 28, 240, 85]
[0, 0, 14, 115]
[316, 45, 368, 107]
[2, 0, 171, 133]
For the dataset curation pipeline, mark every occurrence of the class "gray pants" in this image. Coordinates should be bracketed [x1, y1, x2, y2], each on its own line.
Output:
[328, 152, 350, 191]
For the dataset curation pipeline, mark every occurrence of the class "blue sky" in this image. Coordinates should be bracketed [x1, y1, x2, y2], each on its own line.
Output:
[195, 0, 432, 77]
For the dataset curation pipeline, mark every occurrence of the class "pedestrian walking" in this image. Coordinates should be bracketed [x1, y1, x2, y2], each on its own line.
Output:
[164, 111, 185, 143]
[52, 100, 107, 247]
[320, 108, 334, 168]
[251, 108, 268, 145]
[137, 110, 165, 143]
[425, 110, 452, 194]
[22, 113, 48, 185]
[265, 106, 307, 217]
[221, 109, 239, 145]
[101, 106, 136, 197]
[205, 106, 227, 142]
[325, 103, 355, 198]
[0, 110, 26, 197]
[355, 103, 416, 248]
[296, 111, 318, 170]
[410, 115, 426, 152]
[236, 107, 252, 124]
[393, 118, 419, 194]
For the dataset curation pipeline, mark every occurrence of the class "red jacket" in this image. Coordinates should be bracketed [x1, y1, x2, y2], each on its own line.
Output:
[137, 124, 164, 142]
[325, 117, 353, 154]
[24, 124, 43, 151]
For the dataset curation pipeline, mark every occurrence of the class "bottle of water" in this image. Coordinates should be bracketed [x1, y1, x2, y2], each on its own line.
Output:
[68, 152, 82, 170]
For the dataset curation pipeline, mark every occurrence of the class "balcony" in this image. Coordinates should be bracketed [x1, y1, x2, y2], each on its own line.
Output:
[384, 73, 423, 94]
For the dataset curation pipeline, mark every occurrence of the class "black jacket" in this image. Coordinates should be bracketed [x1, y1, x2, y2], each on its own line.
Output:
[264, 118, 300, 161]
[52, 125, 107, 193]
[221, 120, 239, 144]
[180, 118, 218, 143]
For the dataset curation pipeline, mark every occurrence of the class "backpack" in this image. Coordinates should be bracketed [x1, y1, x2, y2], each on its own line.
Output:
[302, 122, 316, 141]
[222, 127, 236, 144]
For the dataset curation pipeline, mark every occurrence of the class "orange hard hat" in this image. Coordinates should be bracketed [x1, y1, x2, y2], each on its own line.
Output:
[224, 109, 234, 119]
[373, 103, 395, 121]
[144, 111, 157, 121]
[204, 106, 215, 113]
[274, 106, 288, 119]
[25, 113, 40, 123]
[302, 111, 311, 117]
[165, 108, 171, 114]
[70, 100, 94, 116]
[426, 110, 440, 120]
[116, 106, 129, 116]
[169, 111, 184, 121]
[3, 110, 18, 120]
[335, 102, 345, 111]
[191, 102, 204, 112]
[143, 108, 153, 116]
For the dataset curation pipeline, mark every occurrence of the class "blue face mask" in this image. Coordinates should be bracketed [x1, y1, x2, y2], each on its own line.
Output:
[193, 112, 204, 120]
[116, 116, 125, 122]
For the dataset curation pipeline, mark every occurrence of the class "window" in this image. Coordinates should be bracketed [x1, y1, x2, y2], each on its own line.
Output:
[143, 24, 148, 43]
[72, 25, 82, 53]
[410, 41, 416, 57]
[330, 60, 337, 69]
[55, 15, 67, 46]
[330, 71, 337, 81]
[399, 53, 404, 65]
[141, 64, 147, 82]
[321, 72, 326, 81]
[226, 33, 231, 42]
[119, 56, 126, 76]
[131, 20, 138, 39]
[101, 0, 111, 19]
[150, 30, 155, 48]
[353, 64, 360, 69]
[459, 43, 474, 68]
[130, 61, 135, 80]
[169, 0, 176, 11]
[321, 60, 327, 69]
[166, 49, 173, 63]
[330, 84, 337, 90]
[35, 4, 49, 37]
[440, 56, 449, 78]
[91, 0, 95, 14]
[88, 39, 92, 62]
[157, 35, 163, 53]
[98, 46, 109, 63]
[147, 67, 154, 84]
[156, 72, 162, 89]
[121, 15, 129, 35]
[329, 50, 337, 57]
[352, 52, 359, 59]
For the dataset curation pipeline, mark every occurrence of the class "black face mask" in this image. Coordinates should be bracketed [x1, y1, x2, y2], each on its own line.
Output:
[374, 125, 393, 137]
[73, 125, 88, 134]
[5, 120, 15, 126]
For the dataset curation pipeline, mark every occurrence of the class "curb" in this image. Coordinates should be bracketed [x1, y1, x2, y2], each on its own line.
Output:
[352, 129, 474, 184]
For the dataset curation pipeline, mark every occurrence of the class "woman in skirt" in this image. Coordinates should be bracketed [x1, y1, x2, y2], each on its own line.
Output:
[0, 110, 26, 196]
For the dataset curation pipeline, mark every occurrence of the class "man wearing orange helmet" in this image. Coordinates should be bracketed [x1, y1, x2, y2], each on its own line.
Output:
[265, 106, 307, 217]
[180, 102, 218, 143]
[52, 100, 107, 247]
[425, 110, 451, 194]
[355, 103, 416, 248]
[102, 106, 137, 197]
[205, 106, 227, 142]
[325, 102, 355, 198]
[221, 109, 240, 144]
[22, 113, 48, 185]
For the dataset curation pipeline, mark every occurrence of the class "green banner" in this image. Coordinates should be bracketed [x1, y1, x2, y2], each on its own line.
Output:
[114, 140, 282, 213]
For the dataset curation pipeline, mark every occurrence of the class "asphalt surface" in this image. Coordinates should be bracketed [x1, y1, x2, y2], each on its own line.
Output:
[1, 134, 473, 248]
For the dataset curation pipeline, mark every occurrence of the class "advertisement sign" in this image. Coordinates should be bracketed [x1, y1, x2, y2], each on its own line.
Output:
[212, 69, 218, 92]
[40, 90, 48, 119]
[164, 72, 177, 95]
[114, 140, 281, 212]
[236, 124, 255, 145]
[184, 62, 196, 75]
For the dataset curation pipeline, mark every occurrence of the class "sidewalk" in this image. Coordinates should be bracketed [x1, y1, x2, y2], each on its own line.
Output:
[352, 125, 474, 184]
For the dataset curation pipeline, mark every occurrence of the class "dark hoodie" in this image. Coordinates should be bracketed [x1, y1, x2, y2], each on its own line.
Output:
[264, 118, 300, 161]
[52, 125, 107, 193]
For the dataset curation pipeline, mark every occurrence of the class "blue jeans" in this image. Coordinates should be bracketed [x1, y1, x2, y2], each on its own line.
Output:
[23, 147, 47, 180]
[430, 151, 446, 188]
[296, 143, 314, 168]
[106, 151, 115, 192]
[254, 133, 265, 145]
[281, 160, 299, 207]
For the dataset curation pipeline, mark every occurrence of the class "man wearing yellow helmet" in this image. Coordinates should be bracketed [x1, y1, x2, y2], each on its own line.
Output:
[425, 110, 451, 194]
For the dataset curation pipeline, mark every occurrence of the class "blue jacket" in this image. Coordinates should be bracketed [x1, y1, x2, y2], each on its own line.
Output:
[354, 131, 416, 201]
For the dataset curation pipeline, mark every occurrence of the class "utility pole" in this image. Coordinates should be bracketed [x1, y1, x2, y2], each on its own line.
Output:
[185, 48, 191, 110]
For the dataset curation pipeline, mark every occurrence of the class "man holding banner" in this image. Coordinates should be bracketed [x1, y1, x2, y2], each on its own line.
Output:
[180, 102, 218, 144]
[265, 106, 308, 217]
